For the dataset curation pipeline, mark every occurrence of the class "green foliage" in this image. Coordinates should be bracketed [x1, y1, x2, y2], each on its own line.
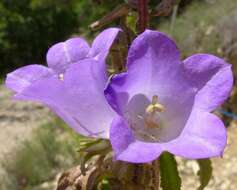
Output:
[160, 152, 181, 190]
[1, 120, 80, 189]
[100, 179, 110, 190]
[158, 0, 237, 58]
[197, 159, 213, 190]
[0, 0, 78, 75]
[0, 0, 122, 76]
[126, 12, 138, 34]
[0, 0, 197, 77]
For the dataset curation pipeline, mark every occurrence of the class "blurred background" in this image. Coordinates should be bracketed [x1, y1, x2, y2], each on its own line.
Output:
[0, 0, 237, 189]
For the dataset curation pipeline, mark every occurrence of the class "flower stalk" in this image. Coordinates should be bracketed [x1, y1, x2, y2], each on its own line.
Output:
[152, 159, 160, 190]
[138, 0, 149, 33]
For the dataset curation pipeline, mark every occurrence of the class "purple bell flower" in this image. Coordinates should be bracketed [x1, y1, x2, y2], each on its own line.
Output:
[6, 29, 233, 163]
[6, 28, 120, 138]
[106, 30, 233, 163]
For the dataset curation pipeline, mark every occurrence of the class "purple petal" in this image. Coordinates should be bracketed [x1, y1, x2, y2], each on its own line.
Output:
[183, 54, 233, 111]
[47, 38, 90, 74]
[16, 59, 117, 138]
[110, 109, 226, 162]
[105, 30, 184, 114]
[110, 116, 163, 163]
[165, 109, 227, 159]
[5, 65, 54, 93]
[89, 28, 120, 61]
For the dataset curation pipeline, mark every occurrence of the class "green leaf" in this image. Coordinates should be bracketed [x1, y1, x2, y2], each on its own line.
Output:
[126, 12, 138, 34]
[160, 152, 181, 190]
[197, 159, 213, 190]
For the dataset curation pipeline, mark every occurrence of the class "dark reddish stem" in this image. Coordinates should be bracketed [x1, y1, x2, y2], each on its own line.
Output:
[138, 0, 149, 33]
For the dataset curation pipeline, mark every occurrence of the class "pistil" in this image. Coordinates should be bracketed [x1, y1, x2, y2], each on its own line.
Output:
[144, 95, 165, 129]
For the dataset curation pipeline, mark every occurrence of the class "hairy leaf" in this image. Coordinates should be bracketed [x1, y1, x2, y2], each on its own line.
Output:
[160, 152, 181, 190]
[197, 159, 213, 190]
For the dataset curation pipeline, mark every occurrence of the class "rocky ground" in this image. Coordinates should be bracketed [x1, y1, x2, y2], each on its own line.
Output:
[178, 121, 237, 190]
[0, 85, 52, 188]
[0, 85, 51, 160]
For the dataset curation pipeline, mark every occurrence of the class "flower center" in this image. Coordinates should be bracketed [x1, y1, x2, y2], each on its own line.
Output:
[127, 95, 166, 142]
[126, 93, 193, 143]
[144, 95, 165, 129]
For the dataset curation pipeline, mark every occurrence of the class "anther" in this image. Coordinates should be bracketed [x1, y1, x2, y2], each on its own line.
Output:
[145, 95, 165, 114]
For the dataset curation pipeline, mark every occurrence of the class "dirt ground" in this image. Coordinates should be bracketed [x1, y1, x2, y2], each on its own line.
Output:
[0, 86, 51, 160]
[0, 85, 237, 190]
[178, 122, 237, 190]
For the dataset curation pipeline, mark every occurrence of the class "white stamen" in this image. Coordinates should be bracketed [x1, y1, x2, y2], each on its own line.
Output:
[131, 125, 159, 142]
[136, 115, 144, 120]
[58, 73, 64, 81]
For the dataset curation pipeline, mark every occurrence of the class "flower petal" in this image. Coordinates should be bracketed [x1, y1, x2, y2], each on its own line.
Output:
[89, 28, 121, 61]
[110, 116, 163, 163]
[46, 38, 90, 74]
[105, 30, 184, 114]
[16, 59, 117, 138]
[5, 64, 54, 93]
[165, 109, 227, 159]
[183, 54, 233, 111]
[110, 109, 227, 162]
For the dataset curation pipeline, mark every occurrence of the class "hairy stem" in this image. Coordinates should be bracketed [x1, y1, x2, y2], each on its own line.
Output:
[127, 159, 160, 190]
[152, 159, 160, 190]
[138, 0, 149, 33]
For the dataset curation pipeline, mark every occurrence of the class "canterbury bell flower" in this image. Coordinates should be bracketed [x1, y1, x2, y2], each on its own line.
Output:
[6, 29, 233, 163]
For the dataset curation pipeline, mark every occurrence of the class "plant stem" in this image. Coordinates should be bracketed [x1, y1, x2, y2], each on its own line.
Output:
[138, 0, 149, 33]
[170, 4, 179, 34]
[127, 159, 160, 190]
[152, 159, 160, 190]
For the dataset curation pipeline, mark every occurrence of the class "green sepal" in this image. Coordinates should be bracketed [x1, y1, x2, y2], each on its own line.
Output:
[197, 159, 213, 190]
[160, 152, 181, 190]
